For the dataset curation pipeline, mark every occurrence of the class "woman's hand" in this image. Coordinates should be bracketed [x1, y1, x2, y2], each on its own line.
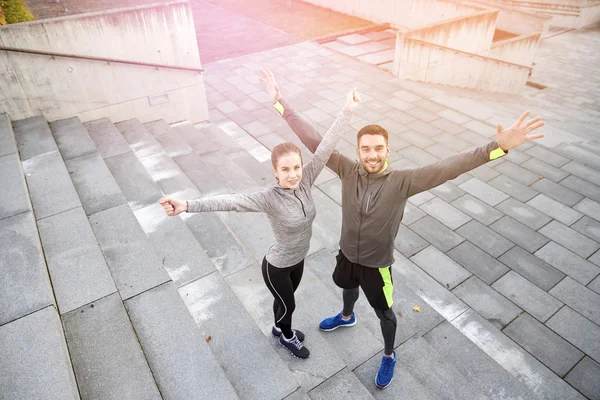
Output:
[159, 197, 188, 216]
[344, 88, 361, 111]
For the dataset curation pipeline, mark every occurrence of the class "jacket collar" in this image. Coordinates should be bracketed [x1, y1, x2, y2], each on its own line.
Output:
[358, 159, 392, 178]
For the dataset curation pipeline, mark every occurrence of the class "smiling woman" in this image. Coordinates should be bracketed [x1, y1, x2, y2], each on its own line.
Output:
[0, 0, 34, 24]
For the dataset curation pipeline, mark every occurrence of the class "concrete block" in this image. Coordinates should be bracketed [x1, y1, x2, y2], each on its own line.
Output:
[494, 161, 540, 185]
[176, 122, 220, 155]
[525, 146, 570, 168]
[0, 306, 79, 400]
[459, 178, 509, 206]
[447, 241, 509, 284]
[230, 150, 274, 187]
[12, 115, 58, 161]
[424, 321, 535, 399]
[456, 220, 514, 257]
[50, 117, 96, 161]
[430, 117, 466, 134]
[419, 197, 471, 230]
[398, 146, 439, 166]
[399, 130, 435, 148]
[429, 182, 466, 203]
[499, 246, 565, 291]
[522, 158, 570, 182]
[65, 152, 127, 216]
[394, 224, 429, 257]
[495, 198, 551, 230]
[527, 194, 583, 225]
[0, 212, 54, 326]
[137, 151, 199, 199]
[453, 276, 521, 329]
[450, 194, 503, 226]
[468, 164, 500, 182]
[104, 151, 163, 210]
[550, 277, 600, 326]
[0, 153, 30, 219]
[565, 357, 600, 400]
[62, 294, 161, 399]
[125, 282, 239, 400]
[38, 207, 116, 314]
[547, 307, 600, 364]
[488, 174, 538, 202]
[116, 119, 163, 159]
[310, 187, 343, 253]
[492, 271, 562, 322]
[504, 313, 584, 377]
[84, 118, 131, 159]
[531, 179, 584, 207]
[591, 249, 600, 266]
[89, 204, 170, 300]
[452, 309, 586, 400]
[562, 161, 600, 187]
[180, 272, 298, 400]
[205, 122, 246, 154]
[408, 190, 435, 206]
[505, 148, 531, 165]
[574, 198, 600, 221]
[308, 369, 374, 400]
[153, 125, 194, 158]
[0, 114, 16, 157]
[409, 216, 464, 253]
[490, 216, 549, 253]
[410, 246, 471, 290]
[561, 175, 600, 203]
[535, 242, 600, 285]
[22, 151, 81, 220]
[539, 220, 599, 258]
[202, 151, 258, 192]
[173, 152, 228, 196]
[437, 109, 471, 125]
[401, 201, 426, 225]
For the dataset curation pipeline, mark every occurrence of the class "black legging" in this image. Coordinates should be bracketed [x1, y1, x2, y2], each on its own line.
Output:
[261, 257, 304, 339]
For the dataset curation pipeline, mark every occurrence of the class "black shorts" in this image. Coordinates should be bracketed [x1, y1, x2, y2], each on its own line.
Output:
[332, 250, 394, 311]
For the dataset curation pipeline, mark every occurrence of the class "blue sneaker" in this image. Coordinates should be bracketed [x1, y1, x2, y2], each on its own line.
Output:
[376, 351, 396, 389]
[319, 312, 356, 331]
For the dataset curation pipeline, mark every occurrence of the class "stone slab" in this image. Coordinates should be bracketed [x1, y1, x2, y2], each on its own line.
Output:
[89, 204, 170, 300]
[459, 178, 509, 206]
[0, 211, 54, 326]
[424, 321, 535, 399]
[337, 33, 371, 45]
[308, 369, 374, 400]
[447, 241, 509, 284]
[488, 174, 539, 203]
[574, 198, 600, 222]
[452, 309, 586, 400]
[525, 146, 570, 168]
[456, 220, 514, 257]
[401, 201, 426, 225]
[394, 224, 429, 257]
[410, 246, 471, 289]
[562, 161, 600, 187]
[531, 179, 584, 207]
[499, 246, 565, 291]
[38, 207, 116, 314]
[137, 151, 199, 199]
[152, 124, 194, 158]
[468, 164, 500, 182]
[561, 175, 600, 203]
[503, 313, 584, 377]
[50, 117, 97, 161]
[173, 152, 229, 196]
[104, 151, 163, 210]
[180, 272, 298, 400]
[125, 282, 239, 400]
[419, 197, 471, 230]
[539, 220, 599, 258]
[409, 216, 465, 253]
[492, 271, 562, 322]
[521, 158, 570, 183]
[12, 115, 59, 161]
[495, 197, 551, 230]
[0, 152, 30, 220]
[22, 151, 81, 220]
[0, 306, 79, 400]
[116, 119, 163, 159]
[204, 122, 246, 154]
[527, 194, 583, 226]
[494, 161, 540, 185]
[202, 150, 257, 192]
[550, 277, 600, 326]
[65, 152, 127, 216]
[546, 307, 600, 364]
[0, 114, 16, 157]
[490, 216, 549, 253]
[535, 242, 600, 285]
[229, 149, 274, 187]
[450, 193, 504, 226]
[62, 293, 161, 399]
[84, 118, 131, 159]
[565, 357, 600, 400]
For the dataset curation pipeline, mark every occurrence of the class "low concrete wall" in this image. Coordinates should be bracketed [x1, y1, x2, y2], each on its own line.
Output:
[301, 0, 483, 28]
[0, 1, 208, 124]
[394, 37, 530, 94]
[466, 0, 552, 35]
[486, 33, 541, 66]
[579, 1, 600, 27]
[488, 0, 600, 28]
[407, 10, 499, 53]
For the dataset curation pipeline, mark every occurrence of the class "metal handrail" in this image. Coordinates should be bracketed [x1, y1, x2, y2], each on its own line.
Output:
[0, 45, 204, 73]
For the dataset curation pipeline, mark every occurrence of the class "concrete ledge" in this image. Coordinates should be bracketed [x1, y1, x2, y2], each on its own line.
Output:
[0, 152, 31, 220]
[0, 114, 17, 157]
[50, 116, 97, 161]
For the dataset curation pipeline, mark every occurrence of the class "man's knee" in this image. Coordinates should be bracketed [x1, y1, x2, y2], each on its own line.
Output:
[375, 308, 397, 324]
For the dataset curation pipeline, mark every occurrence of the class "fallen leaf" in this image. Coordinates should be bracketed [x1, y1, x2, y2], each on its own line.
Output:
[539, 176, 544, 179]
[413, 305, 421, 312]
[511, 293, 516, 297]
[205, 336, 212, 342]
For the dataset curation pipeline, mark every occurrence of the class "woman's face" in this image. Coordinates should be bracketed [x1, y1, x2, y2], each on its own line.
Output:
[274, 152, 303, 189]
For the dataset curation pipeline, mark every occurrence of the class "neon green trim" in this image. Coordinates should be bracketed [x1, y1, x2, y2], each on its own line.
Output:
[273, 101, 284, 116]
[379, 267, 394, 308]
[490, 147, 506, 160]
[377, 159, 389, 174]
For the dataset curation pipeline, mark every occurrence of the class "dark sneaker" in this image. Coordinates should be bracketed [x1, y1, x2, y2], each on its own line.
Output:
[272, 326, 305, 342]
[279, 334, 310, 359]
[375, 351, 396, 389]
[319, 312, 356, 331]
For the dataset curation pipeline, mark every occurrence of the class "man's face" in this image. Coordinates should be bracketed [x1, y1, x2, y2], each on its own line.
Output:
[356, 134, 390, 174]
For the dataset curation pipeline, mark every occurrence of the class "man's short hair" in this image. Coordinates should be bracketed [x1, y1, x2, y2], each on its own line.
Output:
[357, 124, 388, 145]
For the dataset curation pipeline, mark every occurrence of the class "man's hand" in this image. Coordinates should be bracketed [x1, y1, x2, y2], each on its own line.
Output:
[259, 67, 281, 102]
[496, 111, 545, 151]
[160, 197, 187, 216]
[345, 88, 361, 111]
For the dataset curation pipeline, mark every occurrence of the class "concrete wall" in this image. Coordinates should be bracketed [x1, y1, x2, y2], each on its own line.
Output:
[407, 10, 499, 53]
[486, 33, 541, 66]
[465, 0, 552, 35]
[0, 1, 208, 124]
[301, 0, 483, 28]
[394, 37, 530, 95]
[488, 0, 600, 28]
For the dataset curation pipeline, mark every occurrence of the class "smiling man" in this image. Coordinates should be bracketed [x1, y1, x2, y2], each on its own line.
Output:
[260, 68, 545, 389]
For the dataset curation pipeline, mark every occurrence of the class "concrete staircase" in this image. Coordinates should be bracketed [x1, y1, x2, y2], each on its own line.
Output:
[0, 111, 588, 399]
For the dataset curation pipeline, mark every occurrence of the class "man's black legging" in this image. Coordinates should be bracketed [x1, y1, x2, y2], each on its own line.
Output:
[261, 257, 304, 339]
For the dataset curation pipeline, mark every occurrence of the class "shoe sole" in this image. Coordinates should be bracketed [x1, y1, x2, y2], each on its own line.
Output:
[319, 319, 357, 332]
[375, 375, 393, 389]
[278, 340, 310, 359]
[272, 331, 305, 342]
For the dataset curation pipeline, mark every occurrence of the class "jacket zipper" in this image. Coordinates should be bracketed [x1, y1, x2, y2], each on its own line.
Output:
[366, 192, 372, 214]
[356, 175, 370, 264]
[293, 190, 306, 217]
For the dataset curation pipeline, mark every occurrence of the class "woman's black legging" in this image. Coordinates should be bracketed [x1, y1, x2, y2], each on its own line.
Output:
[261, 257, 304, 339]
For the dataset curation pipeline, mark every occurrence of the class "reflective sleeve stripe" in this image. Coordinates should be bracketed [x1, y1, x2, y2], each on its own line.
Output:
[490, 147, 506, 160]
[273, 101, 284, 116]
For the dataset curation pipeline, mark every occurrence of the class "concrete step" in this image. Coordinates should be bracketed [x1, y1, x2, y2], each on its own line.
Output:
[49, 117, 97, 161]
[307, 368, 376, 400]
[0, 306, 79, 399]
[180, 271, 298, 400]
[83, 118, 130, 159]
[61, 293, 162, 399]
[177, 121, 220, 155]
[0, 113, 17, 157]
[145, 120, 194, 158]
[116, 118, 163, 159]
[124, 281, 239, 400]
[0, 151, 30, 220]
